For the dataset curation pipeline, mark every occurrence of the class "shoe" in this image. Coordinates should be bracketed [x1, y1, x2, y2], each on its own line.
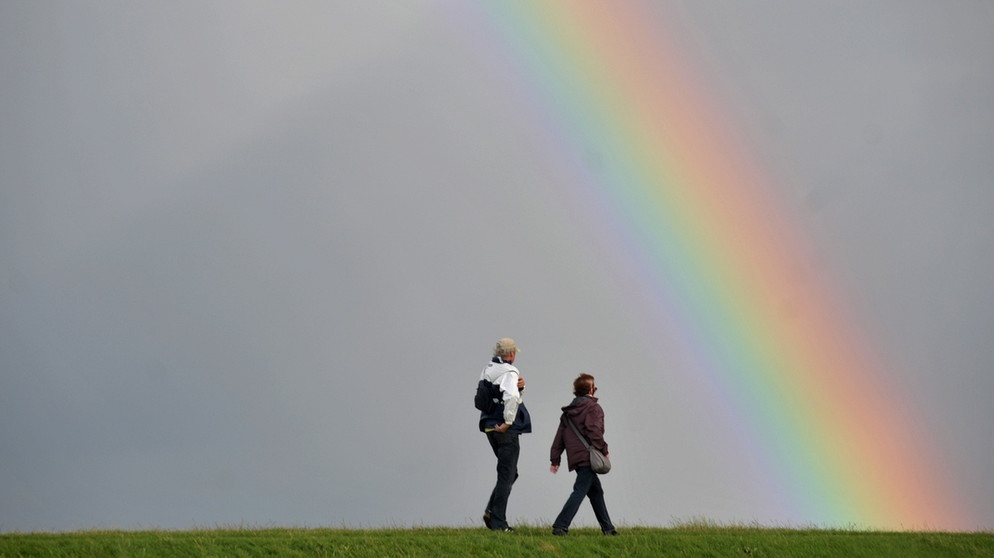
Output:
[498, 526, 515, 533]
[552, 528, 568, 536]
[603, 529, 619, 536]
[483, 511, 492, 529]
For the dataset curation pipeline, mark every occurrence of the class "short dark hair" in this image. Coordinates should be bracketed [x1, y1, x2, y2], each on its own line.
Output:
[573, 373, 595, 396]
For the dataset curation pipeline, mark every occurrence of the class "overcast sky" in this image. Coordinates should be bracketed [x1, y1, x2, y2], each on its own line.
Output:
[2, 1, 992, 532]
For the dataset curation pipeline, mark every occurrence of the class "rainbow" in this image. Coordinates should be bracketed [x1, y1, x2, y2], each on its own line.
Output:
[476, 2, 966, 529]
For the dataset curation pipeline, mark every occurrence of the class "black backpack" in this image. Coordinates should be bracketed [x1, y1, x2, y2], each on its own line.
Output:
[474, 378, 503, 413]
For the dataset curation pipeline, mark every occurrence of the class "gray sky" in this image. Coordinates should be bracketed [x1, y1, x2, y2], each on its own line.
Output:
[2, 1, 992, 532]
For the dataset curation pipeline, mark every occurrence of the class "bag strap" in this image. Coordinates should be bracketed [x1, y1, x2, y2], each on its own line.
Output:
[565, 415, 592, 450]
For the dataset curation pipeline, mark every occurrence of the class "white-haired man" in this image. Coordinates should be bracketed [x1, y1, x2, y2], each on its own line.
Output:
[478, 338, 531, 532]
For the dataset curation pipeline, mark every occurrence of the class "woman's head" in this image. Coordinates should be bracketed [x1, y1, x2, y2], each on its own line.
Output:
[573, 373, 596, 396]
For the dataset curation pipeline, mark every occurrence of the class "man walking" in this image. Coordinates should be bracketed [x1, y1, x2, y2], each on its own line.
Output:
[549, 373, 617, 536]
[479, 338, 531, 532]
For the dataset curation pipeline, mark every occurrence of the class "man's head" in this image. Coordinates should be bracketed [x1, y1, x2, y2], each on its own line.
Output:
[573, 373, 596, 396]
[493, 337, 519, 361]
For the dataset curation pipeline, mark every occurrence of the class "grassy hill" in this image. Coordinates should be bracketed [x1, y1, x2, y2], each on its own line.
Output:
[2, 525, 992, 557]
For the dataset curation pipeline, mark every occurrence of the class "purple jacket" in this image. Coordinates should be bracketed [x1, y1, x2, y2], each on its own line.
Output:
[550, 396, 608, 471]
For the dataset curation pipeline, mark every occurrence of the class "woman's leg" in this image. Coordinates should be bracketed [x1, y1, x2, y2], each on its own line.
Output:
[552, 467, 596, 532]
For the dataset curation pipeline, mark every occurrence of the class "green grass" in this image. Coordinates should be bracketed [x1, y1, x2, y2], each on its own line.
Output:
[1, 525, 992, 557]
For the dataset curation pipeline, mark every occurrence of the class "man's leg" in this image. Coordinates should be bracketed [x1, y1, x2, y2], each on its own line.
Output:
[487, 431, 520, 530]
[484, 432, 500, 525]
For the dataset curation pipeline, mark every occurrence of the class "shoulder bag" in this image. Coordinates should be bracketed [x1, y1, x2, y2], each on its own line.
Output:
[565, 415, 611, 474]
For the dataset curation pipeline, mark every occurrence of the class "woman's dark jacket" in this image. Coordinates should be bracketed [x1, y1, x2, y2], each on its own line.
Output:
[550, 395, 608, 471]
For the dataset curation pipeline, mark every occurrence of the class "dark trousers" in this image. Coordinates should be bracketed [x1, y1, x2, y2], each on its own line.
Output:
[553, 466, 615, 532]
[485, 431, 519, 530]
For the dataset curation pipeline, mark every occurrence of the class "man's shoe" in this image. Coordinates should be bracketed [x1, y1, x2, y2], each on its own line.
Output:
[552, 528, 568, 536]
[482, 511, 492, 529]
[603, 529, 619, 536]
[498, 526, 515, 533]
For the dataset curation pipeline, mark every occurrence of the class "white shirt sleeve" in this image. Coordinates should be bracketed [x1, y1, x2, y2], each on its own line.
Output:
[499, 370, 521, 425]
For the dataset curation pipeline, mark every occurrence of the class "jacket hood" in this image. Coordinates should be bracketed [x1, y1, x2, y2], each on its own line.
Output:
[562, 395, 598, 418]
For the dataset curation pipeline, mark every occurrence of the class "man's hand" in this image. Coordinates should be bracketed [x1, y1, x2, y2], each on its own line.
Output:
[550, 464, 559, 474]
[494, 422, 511, 433]
[517, 377, 525, 391]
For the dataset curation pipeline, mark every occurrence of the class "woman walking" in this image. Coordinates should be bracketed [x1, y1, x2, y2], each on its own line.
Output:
[549, 373, 618, 536]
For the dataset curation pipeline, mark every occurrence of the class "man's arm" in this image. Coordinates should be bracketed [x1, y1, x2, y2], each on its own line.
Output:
[496, 371, 522, 430]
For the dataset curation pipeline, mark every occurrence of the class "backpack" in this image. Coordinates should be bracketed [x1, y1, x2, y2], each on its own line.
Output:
[474, 378, 503, 413]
